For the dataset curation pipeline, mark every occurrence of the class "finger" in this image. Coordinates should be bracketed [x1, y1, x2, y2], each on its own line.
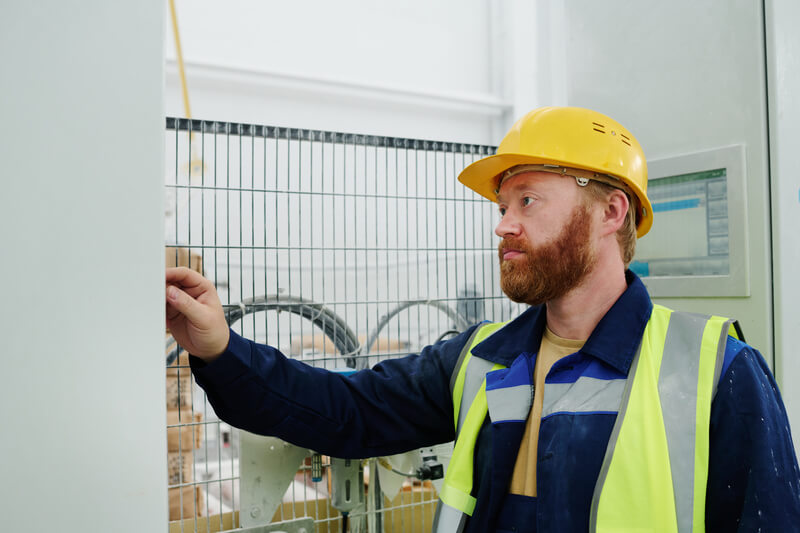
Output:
[166, 267, 215, 300]
[165, 315, 185, 336]
[166, 284, 208, 325]
[166, 266, 205, 288]
[166, 297, 183, 322]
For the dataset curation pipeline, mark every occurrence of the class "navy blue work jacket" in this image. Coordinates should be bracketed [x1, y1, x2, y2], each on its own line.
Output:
[191, 271, 800, 532]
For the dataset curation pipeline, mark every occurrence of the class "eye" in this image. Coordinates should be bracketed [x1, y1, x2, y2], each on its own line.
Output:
[498, 206, 507, 217]
[522, 196, 534, 207]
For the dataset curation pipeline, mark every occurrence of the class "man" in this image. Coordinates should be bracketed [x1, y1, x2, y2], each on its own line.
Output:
[166, 107, 800, 532]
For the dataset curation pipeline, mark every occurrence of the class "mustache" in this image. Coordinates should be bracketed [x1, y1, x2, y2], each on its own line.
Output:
[498, 237, 531, 255]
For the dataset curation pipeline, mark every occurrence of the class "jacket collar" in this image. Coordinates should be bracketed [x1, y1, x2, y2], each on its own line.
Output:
[470, 270, 653, 374]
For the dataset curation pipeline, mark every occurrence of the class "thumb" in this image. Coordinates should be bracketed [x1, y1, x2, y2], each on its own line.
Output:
[166, 285, 207, 325]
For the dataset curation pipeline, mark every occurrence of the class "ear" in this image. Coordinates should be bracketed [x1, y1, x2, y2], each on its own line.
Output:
[598, 189, 629, 237]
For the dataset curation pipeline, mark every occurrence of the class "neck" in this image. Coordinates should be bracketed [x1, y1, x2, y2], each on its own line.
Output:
[545, 254, 628, 341]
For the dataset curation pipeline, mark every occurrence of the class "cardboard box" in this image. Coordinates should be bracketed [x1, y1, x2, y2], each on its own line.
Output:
[166, 247, 203, 274]
[166, 375, 194, 409]
[168, 450, 193, 485]
[291, 333, 408, 357]
[167, 410, 202, 451]
[169, 512, 238, 533]
[271, 498, 340, 533]
[173, 485, 437, 533]
[384, 483, 438, 533]
[265, 486, 437, 533]
[169, 485, 204, 521]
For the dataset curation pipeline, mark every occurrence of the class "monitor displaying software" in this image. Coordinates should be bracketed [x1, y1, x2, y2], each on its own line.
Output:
[631, 168, 729, 278]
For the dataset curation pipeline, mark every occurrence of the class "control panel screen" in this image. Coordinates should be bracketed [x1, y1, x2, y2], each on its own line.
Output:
[631, 168, 729, 278]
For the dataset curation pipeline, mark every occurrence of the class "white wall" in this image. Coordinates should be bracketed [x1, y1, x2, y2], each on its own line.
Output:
[766, 0, 800, 453]
[165, 0, 510, 144]
[501, 0, 566, 115]
[0, 3, 166, 531]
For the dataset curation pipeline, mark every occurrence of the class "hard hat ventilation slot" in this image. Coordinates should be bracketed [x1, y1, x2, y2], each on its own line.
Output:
[620, 133, 631, 146]
[592, 122, 606, 134]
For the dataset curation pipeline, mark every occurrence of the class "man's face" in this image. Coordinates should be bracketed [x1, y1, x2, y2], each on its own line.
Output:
[494, 172, 597, 306]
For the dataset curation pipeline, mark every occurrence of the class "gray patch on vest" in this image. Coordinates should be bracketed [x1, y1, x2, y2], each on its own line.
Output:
[542, 377, 626, 418]
[486, 383, 533, 423]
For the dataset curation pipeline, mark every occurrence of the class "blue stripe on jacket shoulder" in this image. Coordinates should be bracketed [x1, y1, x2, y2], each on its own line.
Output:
[546, 354, 627, 384]
[485, 354, 534, 424]
[486, 353, 533, 391]
[720, 335, 745, 384]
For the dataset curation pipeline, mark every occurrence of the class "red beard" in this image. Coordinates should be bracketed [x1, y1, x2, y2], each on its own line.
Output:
[498, 204, 597, 306]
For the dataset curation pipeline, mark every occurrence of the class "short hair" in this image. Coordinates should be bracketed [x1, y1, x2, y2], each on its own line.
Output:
[582, 180, 637, 267]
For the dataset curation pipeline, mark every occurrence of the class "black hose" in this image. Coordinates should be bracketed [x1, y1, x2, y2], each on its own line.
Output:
[358, 300, 470, 370]
[435, 329, 462, 344]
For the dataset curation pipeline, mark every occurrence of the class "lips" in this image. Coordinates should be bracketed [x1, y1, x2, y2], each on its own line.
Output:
[499, 238, 529, 262]
[501, 248, 524, 261]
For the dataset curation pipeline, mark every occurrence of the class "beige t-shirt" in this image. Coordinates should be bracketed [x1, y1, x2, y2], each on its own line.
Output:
[509, 327, 586, 497]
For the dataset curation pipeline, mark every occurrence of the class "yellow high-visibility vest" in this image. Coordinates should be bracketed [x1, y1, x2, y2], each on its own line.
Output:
[432, 305, 738, 533]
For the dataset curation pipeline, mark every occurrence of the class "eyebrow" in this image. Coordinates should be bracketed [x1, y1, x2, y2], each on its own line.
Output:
[496, 183, 533, 204]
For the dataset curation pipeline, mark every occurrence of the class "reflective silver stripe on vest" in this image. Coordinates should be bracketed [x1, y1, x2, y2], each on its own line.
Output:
[450, 326, 496, 437]
[437, 323, 499, 532]
[486, 384, 533, 423]
[658, 312, 707, 532]
[456, 356, 495, 436]
[449, 325, 484, 394]
[658, 312, 732, 532]
[541, 377, 626, 418]
[432, 498, 468, 533]
[713, 319, 735, 396]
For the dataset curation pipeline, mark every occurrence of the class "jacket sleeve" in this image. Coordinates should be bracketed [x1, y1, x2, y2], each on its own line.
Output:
[189, 325, 479, 459]
[706, 337, 800, 531]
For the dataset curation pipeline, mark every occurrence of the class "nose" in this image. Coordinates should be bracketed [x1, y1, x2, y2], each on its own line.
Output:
[495, 209, 522, 239]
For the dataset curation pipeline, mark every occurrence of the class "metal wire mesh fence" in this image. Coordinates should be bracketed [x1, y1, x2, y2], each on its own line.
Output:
[164, 117, 524, 532]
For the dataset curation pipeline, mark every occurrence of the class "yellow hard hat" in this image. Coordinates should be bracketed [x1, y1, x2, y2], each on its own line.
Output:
[458, 106, 652, 237]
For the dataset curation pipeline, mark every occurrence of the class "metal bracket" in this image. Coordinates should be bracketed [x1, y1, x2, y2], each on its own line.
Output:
[238, 517, 315, 533]
[239, 432, 311, 528]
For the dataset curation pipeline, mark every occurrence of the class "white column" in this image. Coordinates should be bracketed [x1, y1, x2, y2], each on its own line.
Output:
[766, 0, 800, 455]
[501, 0, 567, 124]
[0, 2, 166, 531]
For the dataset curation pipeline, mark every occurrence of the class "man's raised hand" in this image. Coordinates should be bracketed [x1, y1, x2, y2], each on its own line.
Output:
[166, 267, 230, 362]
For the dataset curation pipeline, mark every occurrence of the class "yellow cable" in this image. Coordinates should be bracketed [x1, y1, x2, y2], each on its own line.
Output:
[169, 0, 192, 120]
[169, 0, 204, 182]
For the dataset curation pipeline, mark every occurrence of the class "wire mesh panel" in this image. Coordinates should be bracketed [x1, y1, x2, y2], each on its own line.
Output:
[164, 117, 524, 532]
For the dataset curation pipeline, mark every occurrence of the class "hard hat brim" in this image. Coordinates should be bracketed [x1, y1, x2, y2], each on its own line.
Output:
[457, 152, 654, 238]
